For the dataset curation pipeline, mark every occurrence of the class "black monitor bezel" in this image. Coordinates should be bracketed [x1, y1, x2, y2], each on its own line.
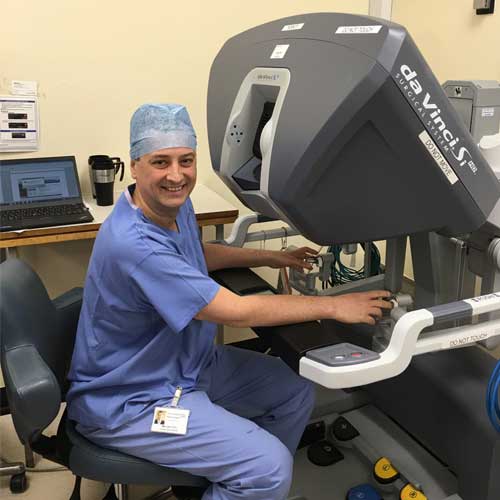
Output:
[0, 155, 84, 209]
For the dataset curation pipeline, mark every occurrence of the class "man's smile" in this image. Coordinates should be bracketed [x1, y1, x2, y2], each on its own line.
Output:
[161, 184, 186, 193]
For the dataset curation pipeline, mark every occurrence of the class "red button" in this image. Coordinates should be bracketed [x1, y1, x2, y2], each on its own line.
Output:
[351, 352, 363, 358]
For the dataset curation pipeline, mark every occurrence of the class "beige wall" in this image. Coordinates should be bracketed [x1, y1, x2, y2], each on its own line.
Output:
[391, 0, 500, 278]
[1, 0, 369, 296]
[393, 0, 500, 83]
[2, 1, 499, 294]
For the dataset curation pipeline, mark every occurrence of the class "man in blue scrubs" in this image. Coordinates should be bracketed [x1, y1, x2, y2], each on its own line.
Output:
[67, 103, 391, 500]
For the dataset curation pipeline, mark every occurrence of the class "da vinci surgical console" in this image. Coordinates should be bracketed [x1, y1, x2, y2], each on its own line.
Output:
[207, 11, 500, 386]
[207, 12, 500, 500]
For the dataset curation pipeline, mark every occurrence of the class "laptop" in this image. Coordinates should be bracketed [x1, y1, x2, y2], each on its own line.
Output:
[0, 155, 94, 231]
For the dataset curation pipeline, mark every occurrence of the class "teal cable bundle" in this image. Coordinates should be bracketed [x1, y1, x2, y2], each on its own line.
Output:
[326, 243, 381, 288]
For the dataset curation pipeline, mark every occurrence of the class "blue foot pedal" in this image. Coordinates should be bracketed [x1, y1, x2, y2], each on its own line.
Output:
[346, 484, 383, 500]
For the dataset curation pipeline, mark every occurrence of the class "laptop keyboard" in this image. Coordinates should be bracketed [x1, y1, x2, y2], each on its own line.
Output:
[1, 203, 93, 230]
[3, 203, 88, 220]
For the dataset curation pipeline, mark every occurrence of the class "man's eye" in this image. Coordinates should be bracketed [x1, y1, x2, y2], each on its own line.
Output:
[152, 160, 167, 167]
[182, 159, 193, 166]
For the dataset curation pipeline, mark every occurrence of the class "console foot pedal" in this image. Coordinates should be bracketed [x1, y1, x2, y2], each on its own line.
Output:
[307, 440, 344, 466]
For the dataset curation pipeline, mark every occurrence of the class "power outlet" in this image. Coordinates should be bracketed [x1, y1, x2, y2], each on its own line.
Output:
[475, 0, 495, 14]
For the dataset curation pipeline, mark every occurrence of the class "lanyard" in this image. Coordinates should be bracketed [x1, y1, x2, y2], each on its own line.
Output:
[171, 386, 182, 407]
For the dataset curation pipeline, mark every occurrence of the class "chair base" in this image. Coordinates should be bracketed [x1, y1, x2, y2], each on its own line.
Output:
[0, 460, 27, 494]
[0, 460, 24, 477]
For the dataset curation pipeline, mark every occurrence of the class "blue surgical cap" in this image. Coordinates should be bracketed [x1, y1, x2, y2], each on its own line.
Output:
[130, 103, 197, 159]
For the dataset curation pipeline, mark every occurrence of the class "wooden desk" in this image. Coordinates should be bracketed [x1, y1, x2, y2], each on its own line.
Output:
[0, 184, 239, 249]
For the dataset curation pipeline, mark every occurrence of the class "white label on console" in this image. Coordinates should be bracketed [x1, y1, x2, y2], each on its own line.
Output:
[418, 130, 459, 185]
[335, 25, 382, 34]
[282, 23, 304, 31]
[270, 44, 290, 59]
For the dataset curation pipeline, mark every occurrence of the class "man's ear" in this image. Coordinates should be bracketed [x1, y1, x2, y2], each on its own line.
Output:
[130, 159, 138, 179]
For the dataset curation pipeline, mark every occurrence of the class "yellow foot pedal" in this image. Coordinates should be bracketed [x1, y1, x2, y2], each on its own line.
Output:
[374, 457, 400, 484]
[400, 484, 427, 500]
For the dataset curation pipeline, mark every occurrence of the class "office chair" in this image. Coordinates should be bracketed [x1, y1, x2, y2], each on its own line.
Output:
[0, 258, 208, 500]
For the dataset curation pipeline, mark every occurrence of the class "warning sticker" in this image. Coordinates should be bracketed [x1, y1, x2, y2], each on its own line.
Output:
[282, 23, 304, 31]
[418, 130, 459, 185]
[335, 25, 382, 34]
[482, 107, 495, 117]
[270, 44, 290, 59]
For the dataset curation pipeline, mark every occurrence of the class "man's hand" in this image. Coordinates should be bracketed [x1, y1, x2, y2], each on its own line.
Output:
[267, 247, 319, 271]
[329, 290, 393, 325]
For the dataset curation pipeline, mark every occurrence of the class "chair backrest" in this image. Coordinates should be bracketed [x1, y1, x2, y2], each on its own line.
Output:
[0, 258, 82, 444]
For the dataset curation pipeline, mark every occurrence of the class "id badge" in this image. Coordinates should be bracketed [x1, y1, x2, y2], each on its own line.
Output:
[151, 406, 190, 435]
[151, 386, 190, 435]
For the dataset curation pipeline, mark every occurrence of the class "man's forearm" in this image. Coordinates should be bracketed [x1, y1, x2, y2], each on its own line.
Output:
[203, 242, 273, 271]
[225, 294, 335, 327]
[197, 287, 335, 327]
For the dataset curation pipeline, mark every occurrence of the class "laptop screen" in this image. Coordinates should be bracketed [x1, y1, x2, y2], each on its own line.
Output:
[0, 156, 83, 208]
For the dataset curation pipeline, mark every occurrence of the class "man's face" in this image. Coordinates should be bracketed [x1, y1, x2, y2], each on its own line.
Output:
[131, 147, 197, 219]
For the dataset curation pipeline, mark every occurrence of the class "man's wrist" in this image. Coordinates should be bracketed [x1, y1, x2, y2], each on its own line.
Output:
[264, 249, 279, 267]
[325, 295, 339, 321]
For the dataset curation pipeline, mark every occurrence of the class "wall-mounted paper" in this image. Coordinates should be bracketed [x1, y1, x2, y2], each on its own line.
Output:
[0, 96, 39, 152]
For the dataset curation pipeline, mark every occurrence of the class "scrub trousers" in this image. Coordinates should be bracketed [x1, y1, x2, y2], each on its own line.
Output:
[77, 345, 315, 500]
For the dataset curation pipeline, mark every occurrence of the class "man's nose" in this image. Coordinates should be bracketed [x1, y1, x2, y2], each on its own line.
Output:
[166, 162, 183, 181]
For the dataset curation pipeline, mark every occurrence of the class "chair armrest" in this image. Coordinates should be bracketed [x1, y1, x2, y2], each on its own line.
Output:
[2, 345, 61, 444]
[52, 287, 83, 395]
